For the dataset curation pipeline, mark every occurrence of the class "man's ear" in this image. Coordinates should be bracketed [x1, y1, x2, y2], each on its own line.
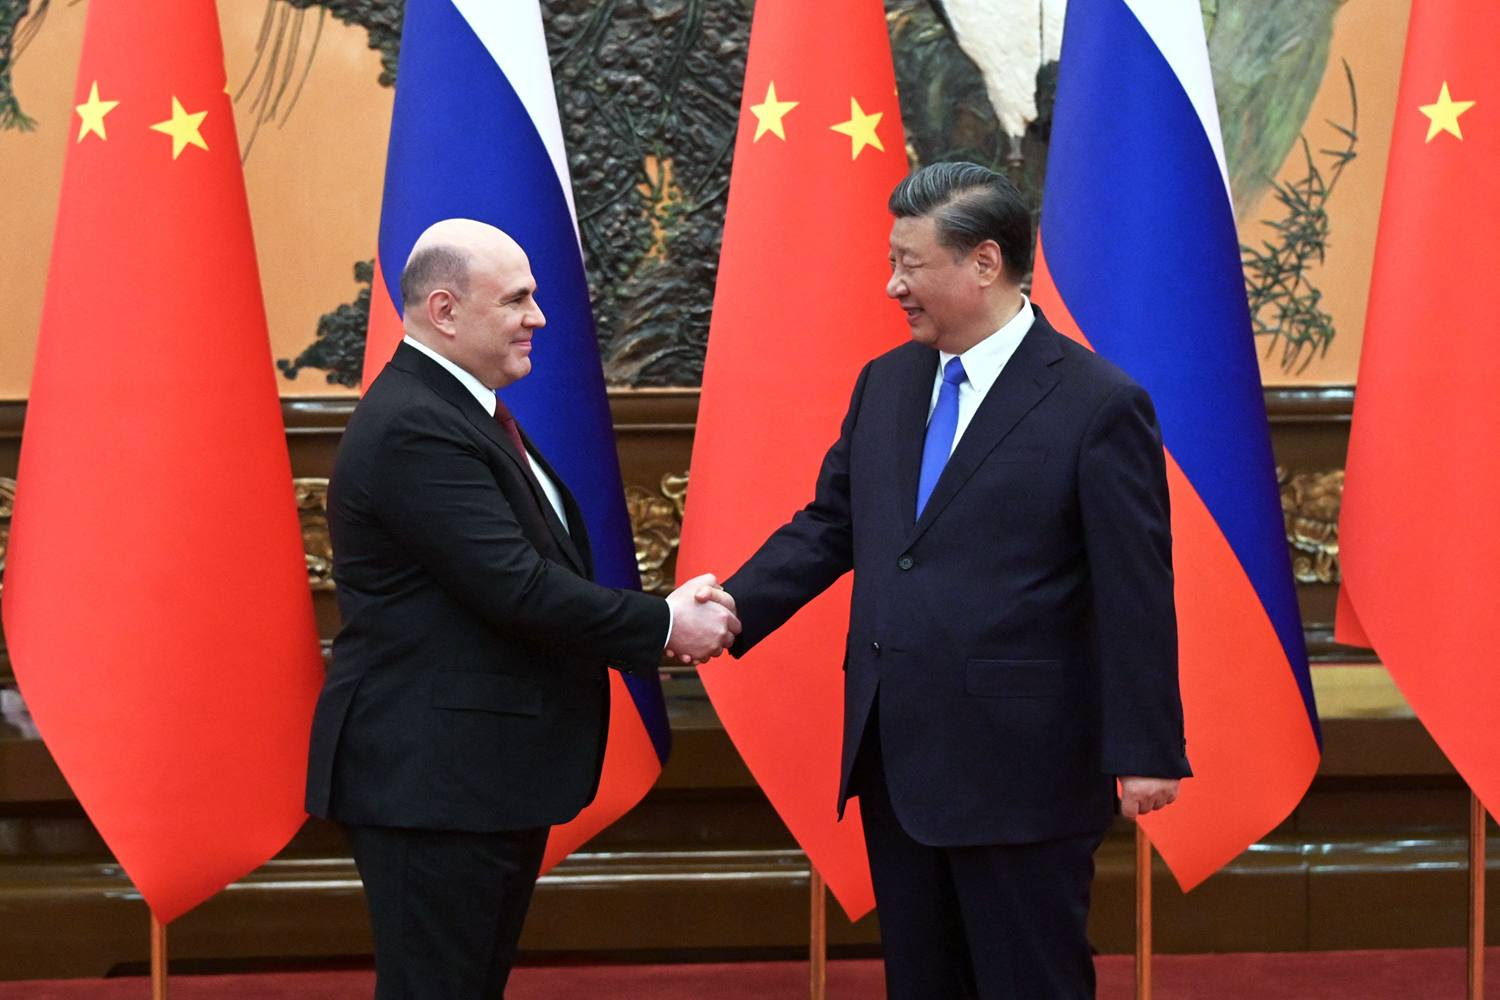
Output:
[426, 288, 458, 334]
[972, 240, 1005, 287]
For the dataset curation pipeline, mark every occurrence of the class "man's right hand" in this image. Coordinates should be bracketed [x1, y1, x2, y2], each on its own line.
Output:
[665, 573, 742, 664]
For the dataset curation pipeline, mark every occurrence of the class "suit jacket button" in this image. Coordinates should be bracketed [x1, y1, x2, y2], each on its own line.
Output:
[871, 641, 881, 655]
[897, 555, 914, 570]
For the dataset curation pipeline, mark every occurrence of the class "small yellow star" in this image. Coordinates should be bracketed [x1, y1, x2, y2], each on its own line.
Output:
[1418, 82, 1476, 142]
[749, 81, 799, 142]
[149, 96, 209, 159]
[74, 81, 119, 143]
[829, 97, 884, 160]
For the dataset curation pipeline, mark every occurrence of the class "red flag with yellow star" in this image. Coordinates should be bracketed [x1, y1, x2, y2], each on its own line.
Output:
[1, 0, 322, 922]
[1336, 1, 1500, 813]
[676, 0, 907, 917]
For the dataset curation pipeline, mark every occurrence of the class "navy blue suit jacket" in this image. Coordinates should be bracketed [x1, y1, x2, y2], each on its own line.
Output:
[724, 309, 1191, 847]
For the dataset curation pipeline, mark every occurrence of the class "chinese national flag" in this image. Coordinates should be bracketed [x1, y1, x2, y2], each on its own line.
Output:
[676, 0, 907, 918]
[1336, 2, 1500, 813]
[1, 0, 323, 922]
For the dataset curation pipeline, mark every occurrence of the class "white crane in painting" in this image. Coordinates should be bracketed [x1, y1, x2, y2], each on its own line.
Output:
[938, 0, 1068, 158]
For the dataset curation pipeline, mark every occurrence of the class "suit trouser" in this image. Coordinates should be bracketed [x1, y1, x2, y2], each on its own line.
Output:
[344, 823, 549, 1000]
[851, 703, 1104, 1000]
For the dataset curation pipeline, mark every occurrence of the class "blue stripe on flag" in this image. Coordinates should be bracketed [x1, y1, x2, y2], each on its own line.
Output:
[1041, 0, 1316, 734]
[378, 0, 671, 760]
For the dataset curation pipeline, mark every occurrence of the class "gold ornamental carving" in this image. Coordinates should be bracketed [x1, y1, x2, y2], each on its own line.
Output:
[1279, 468, 1342, 584]
[627, 472, 689, 596]
[294, 478, 335, 592]
[0, 477, 13, 595]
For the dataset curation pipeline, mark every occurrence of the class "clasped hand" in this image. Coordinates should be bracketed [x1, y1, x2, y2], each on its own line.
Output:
[665, 573, 742, 665]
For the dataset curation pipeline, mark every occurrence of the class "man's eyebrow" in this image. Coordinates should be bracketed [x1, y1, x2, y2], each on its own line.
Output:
[499, 283, 535, 300]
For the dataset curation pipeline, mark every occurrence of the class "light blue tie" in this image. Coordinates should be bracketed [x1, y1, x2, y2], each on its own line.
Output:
[916, 357, 966, 519]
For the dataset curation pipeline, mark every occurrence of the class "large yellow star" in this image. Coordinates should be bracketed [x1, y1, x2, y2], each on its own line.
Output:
[748, 81, 798, 142]
[829, 97, 884, 160]
[1419, 81, 1476, 142]
[74, 81, 119, 143]
[149, 96, 209, 159]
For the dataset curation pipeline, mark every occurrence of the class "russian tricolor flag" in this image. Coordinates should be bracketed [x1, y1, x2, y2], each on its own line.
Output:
[362, 0, 671, 868]
[1032, 0, 1320, 890]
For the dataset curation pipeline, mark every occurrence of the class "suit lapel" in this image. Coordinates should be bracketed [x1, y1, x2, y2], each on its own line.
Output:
[515, 425, 591, 578]
[893, 347, 939, 528]
[392, 345, 589, 577]
[904, 316, 1063, 546]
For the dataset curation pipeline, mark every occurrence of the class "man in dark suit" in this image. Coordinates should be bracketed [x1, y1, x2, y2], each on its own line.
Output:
[718, 163, 1191, 998]
[306, 218, 739, 999]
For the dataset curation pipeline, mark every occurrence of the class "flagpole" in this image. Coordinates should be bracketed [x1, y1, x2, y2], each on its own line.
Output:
[150, 915, 168, 1000]
[809, 867, 827, 1000]
[1470, 791, 1486, 1000]
[1135, 825, 1152, 1000]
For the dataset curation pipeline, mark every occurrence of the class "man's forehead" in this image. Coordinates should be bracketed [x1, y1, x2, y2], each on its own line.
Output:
[492, 268, 537, 298]
[890, 214, 936, 248]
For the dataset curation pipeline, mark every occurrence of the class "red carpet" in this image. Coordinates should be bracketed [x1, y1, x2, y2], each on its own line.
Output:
[0, 950, 1497, 998]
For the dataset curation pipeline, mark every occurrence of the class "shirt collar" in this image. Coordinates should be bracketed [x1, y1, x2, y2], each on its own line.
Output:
[403, 334, 496, 417]
[939, 295, 1035, 397]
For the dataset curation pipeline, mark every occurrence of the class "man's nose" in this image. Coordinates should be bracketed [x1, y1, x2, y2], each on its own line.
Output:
[529, 304, 546, 328]
[886, 273, 905, 299]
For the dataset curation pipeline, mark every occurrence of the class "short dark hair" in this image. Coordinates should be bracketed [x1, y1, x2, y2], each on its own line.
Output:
[888, 162, 1033, 280]
[399, 244, 471, 313]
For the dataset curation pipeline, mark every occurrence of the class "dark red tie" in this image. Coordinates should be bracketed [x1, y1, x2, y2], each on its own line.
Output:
[493, 399, 534, 474]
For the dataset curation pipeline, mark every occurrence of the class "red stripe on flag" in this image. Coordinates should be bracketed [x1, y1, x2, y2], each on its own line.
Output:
[540, 672, 662, 872]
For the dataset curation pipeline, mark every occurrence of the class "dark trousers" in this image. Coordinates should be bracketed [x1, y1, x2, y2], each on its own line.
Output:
[851, 706, 1103, 999]
[345, 824, 550, 1000]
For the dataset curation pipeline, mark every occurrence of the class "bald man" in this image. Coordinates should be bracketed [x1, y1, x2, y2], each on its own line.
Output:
[306, 220, 738, 999]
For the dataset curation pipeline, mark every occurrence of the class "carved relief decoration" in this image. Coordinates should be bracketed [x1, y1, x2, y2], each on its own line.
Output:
[1279, 467, 1342, 584]
[0, 477, 12, 596]
[294, 477, 335, 591]
[0, 469, 1348, 603]
[627, 471, 689, 596]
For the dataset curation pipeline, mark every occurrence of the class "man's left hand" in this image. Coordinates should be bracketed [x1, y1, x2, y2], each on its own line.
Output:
[1119, 776, 1179, 819]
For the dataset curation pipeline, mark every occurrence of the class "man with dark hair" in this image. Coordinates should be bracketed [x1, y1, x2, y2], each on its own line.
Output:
[718, 164, 1190, 997]
[306, 218, 740, 999]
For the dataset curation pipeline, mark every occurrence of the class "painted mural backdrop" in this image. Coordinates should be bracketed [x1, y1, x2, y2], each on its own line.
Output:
[0, 0, 1408, 397]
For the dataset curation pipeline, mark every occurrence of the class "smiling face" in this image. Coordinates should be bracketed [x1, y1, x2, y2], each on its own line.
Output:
[443, 238, 546, 390]
[886, 214, 992, 355]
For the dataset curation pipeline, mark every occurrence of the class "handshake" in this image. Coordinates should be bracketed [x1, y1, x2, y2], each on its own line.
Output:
[664, 573, 741, 665]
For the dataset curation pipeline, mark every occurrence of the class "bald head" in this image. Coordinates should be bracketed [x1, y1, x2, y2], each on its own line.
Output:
[400, 219, 522, 318]
[400, 218, 546, 388]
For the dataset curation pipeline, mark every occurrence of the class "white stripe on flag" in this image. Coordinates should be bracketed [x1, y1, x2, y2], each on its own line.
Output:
[1119, 0, 1232, 199]
[451, 0, 582, 235]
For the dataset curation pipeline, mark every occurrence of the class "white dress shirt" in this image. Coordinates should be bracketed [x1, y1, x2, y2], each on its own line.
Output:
[402, 335, 570, 531]
[927, 296, 1036, 454]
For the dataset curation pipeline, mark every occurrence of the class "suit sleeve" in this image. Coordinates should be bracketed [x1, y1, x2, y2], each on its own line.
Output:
[722, 363, 869, 655]
[371, 407, 668, 673]
[1077, 382, 1192, 779]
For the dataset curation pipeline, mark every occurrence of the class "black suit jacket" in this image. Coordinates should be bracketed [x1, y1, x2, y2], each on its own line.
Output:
[725, 309, 1191, 847]
[306, 343, 667, 832]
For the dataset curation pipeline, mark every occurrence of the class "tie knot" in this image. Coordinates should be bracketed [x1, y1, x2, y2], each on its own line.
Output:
[943, 357, 967, 386]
